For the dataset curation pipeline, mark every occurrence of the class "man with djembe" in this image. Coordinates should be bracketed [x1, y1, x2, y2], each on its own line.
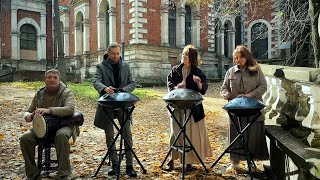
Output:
[19, 69, 75, 180]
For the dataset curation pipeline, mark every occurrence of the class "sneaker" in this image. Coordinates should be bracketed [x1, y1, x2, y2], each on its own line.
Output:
[246, 163, 258, 172]
[185, 164, 193, 172]
[226, 163, 240, 172]
[108, 164, 119, 176]
[164, 160, 174, 172]
[26, 171, 40, 180]
[52, 175, 70, 180]
[126, 165, 137, 177]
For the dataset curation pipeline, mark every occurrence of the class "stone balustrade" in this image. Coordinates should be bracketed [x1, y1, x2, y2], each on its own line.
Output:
[261, 64, 320, 147]
[261, 64, 320, 179]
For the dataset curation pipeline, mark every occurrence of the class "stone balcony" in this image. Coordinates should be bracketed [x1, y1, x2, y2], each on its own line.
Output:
[260, 64, 320, 179]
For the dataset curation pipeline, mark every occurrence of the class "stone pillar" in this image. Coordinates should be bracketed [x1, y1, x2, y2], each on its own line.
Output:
[74, 22, 82, 55]
[220, 29, 224, 56]
[161, 4, 169, 46]
[63, 27, 69, 57]
[11, 7, 18, 60]
[192, 11, 201, 47]
[230, 29, 235, 57]
[278, 78, 299, 127]
[109, 7, 116, 43]
[302, 85, 320, 147]
[40, 13, 46, 60]
[83, 19, 90, 54]
[177, 6, 185, 47]
[295, 84, 310, 122]
[265, 78, 280, 120]
[97, 12, 106, 51]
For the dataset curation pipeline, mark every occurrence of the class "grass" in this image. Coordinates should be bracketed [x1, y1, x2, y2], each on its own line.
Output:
[0, 81, 161, 102]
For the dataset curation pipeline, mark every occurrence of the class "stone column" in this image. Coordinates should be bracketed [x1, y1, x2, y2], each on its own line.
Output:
[161, 4, 169, 46]
[177, 6, 185, 47]
[40, 13, 47, 60]
[265, 78, 281, 120]
[97, 12, 106, 51]
[63, 27, 69, 57]
[74, 22, 82, 55]
[11, 7, 18, 60]
[302, 85, 320, 147]
[220, 28, 224, 56]
[230, 29, 235, 58]
[192, 11, 201, 47]
[109, 7, 117, 43]
[295, 84, 310, 122]
[83, 19, 90, 54]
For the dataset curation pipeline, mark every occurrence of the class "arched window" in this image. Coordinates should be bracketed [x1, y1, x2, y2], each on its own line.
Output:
[185, 5, 191, 45]
[168, 5, 176, 47]
[251, 22, 268, 59]
[20, 24, 36, 50]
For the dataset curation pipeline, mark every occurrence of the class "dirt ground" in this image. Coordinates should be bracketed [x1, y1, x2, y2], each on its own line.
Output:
[0, 82, 268, 179]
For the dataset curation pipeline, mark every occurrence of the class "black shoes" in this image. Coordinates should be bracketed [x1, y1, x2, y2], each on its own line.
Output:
[185, 164, 193, 172]
[108, 164, 137, 177]
[126, 165, 137, 177]
[108, 164, 119, 176]
[164, 160, 174, 171]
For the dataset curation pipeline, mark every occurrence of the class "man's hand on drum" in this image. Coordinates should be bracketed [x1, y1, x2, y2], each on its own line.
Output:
[104, 86, 116, 94]
[34, 108, 50, 116]
[24, 112, 33, 122]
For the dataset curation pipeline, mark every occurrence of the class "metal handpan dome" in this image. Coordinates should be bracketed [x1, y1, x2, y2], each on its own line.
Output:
[163, 88, 203, 109]
[98, 92, 140, 109]
[223, 96, 265, 117]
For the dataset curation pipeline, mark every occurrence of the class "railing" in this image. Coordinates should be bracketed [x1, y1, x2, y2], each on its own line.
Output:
[261, 64, 320, 147]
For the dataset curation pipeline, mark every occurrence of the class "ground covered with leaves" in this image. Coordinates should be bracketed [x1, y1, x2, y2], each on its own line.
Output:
[0, 82, 269, 179]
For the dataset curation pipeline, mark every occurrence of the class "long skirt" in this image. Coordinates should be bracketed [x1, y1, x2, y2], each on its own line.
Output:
[169, 109, 213, 164]
[229, 114, 269, 162]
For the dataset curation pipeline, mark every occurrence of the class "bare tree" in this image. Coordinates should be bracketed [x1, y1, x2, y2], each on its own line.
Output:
[54, 0, 66, 82]
[309, 0, 320, 68]
[168, 0, 320, 67]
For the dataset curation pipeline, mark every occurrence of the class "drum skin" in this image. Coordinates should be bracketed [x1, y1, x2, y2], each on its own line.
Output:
[33, 114, 61, 138]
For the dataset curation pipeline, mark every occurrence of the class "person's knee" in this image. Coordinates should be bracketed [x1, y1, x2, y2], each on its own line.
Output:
[55, 132, 69, 143]
[19, 132, 31, 147]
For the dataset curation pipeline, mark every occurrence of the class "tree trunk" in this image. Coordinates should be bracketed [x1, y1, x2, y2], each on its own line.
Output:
[54, 0, 66, 83]
[309, 0, 320, 68]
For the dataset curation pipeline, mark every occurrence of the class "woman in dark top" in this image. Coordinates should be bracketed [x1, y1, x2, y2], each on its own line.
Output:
[165, 44, 212, 172]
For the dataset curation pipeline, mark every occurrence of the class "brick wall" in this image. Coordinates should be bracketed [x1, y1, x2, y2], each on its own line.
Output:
[1, 0, 12, 59]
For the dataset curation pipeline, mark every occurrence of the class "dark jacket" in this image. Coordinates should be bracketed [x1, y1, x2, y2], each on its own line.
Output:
[167, 63, 208, 122]
[93, 54, 136, 130]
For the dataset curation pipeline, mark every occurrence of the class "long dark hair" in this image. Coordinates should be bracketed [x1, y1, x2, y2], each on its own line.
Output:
[183, 44, 201, 67]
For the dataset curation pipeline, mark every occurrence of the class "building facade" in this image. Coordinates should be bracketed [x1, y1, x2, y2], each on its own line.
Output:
[0, 0, 286, 84]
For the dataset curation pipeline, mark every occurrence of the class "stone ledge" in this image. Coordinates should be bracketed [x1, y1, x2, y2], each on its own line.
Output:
[261, 64, 320, 82]
[265, 125, 320, 178]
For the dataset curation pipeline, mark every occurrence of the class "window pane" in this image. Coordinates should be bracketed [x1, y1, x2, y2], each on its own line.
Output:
[28, 41, 36, 50]
[20, 33, 28, 40]
[20, 40, 27, 49]
[28, 33, 36, 41]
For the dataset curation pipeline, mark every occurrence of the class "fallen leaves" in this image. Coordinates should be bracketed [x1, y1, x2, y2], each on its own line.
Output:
[0, 83, 264, 179]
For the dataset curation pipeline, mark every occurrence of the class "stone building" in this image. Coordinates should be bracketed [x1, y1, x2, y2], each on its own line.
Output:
[0, 0, 285, 84]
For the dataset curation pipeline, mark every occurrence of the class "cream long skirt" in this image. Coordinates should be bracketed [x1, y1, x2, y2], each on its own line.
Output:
[169, 109, 213, 164]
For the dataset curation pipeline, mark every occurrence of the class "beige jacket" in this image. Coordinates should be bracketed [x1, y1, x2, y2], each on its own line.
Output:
[220, 65, 267, 120]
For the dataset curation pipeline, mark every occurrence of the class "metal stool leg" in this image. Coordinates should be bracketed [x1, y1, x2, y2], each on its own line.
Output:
[93, 106, 146, 178]
[161, 106, 208, 180]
